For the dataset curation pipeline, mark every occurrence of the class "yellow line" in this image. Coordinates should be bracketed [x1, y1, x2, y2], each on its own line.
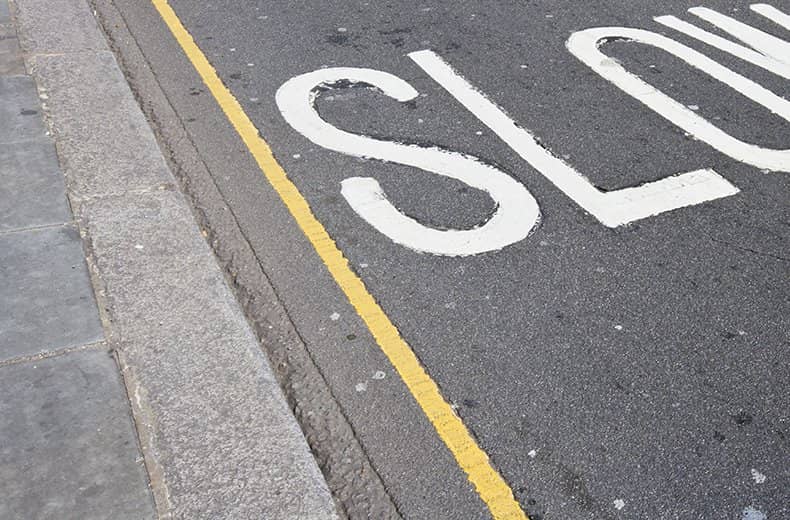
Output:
[151, 1, 528, 518]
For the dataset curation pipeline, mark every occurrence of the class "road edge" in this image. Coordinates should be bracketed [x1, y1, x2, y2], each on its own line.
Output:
[87, 0, 402, 518]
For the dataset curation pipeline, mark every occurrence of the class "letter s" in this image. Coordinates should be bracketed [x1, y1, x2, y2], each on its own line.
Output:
[275, 67, 540, 256]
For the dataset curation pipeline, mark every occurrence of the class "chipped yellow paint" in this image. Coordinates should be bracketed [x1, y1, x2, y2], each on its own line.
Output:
[150, 1, 528, 518]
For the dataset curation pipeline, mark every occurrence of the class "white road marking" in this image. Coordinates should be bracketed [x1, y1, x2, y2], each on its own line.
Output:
[566, 27, 790, 172]
[408, 49, 739, 228]
[275, 8, 789, 252]
[752, 3, 790, 31]
[276, 67, 540, 256]
[654, 12, 790, 79]
[689, 6, 790, 65]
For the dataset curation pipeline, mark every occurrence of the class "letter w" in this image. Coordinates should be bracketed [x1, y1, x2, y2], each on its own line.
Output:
[655, 3, 790, 78]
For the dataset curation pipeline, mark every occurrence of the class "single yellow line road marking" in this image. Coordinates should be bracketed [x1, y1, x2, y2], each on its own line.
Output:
[150, 1, 529, 518]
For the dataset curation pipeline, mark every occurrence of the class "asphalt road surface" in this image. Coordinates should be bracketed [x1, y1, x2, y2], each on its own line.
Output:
[102, 1, 789, 518]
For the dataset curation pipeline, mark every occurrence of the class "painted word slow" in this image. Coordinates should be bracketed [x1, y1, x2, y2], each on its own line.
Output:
[277, 3, 788, 256]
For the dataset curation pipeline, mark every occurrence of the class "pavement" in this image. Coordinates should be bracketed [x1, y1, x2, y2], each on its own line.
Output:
[0, 0, 338, 518]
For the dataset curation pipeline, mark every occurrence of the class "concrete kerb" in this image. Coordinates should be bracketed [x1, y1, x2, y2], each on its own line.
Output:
[87, 0, 402, 518]
[11, 0, 339, 518]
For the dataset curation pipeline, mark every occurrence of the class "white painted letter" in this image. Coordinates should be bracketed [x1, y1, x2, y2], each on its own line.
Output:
[688, 6, 790, 65]
[566, 26, 790, 172]
[751, 3, 790, 32]
[276, 68, 540, 256]
[409, 50, 738, 228]
[655, 4, 790, 78]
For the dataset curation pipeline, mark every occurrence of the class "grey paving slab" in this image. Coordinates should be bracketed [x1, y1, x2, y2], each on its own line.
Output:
[31, 51, 172, 200]
[0, 1, 9, 24]
[0, 23, 24, 76]
[0, 23, 20, 54]
[0, 50, 25, 75]
[0, 225, 103, 361]
[80, 189, 338, 519]
[0, 75, 45, 143]
[0, 138, 71, 231]
[0, 348, 155, 520]
[13, 0, 106, 54]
